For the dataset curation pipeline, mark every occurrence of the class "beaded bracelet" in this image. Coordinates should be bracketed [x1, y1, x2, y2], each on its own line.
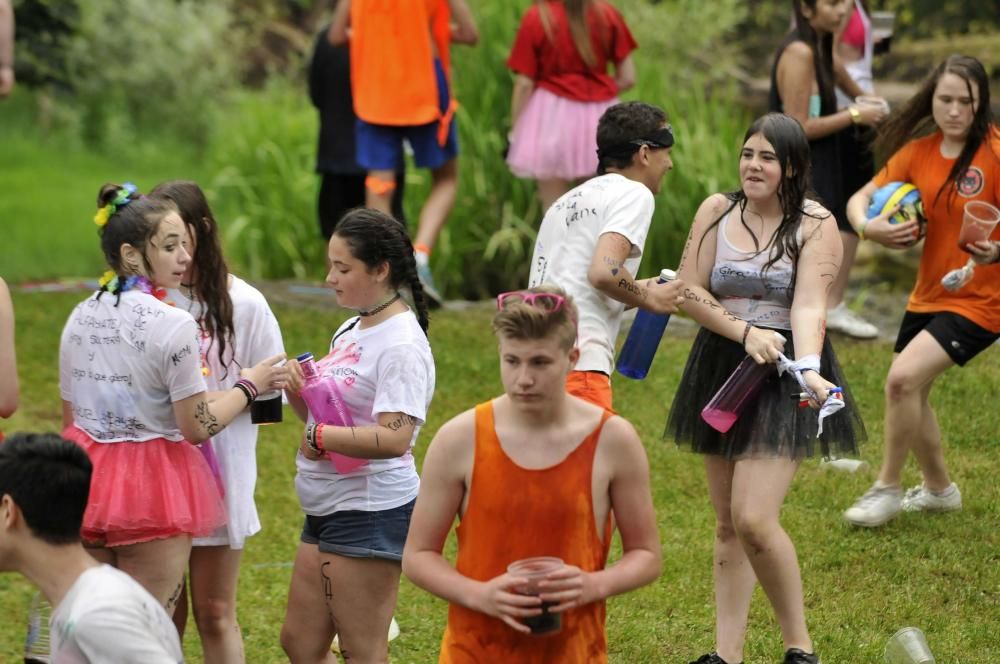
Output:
[304, 423, 321, 456]
[742, 321, 753, 348]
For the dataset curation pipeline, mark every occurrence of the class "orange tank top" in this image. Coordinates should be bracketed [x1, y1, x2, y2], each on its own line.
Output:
[350, 0, 453, 126]
[439, 401, 614, 664]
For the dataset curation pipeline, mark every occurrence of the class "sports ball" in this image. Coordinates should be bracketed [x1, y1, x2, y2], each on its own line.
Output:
[867, 181, 926, 246]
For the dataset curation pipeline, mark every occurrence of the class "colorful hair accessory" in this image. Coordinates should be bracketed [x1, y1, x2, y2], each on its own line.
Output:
[93, 182, 139, 228]
[98, 270, 119, 291]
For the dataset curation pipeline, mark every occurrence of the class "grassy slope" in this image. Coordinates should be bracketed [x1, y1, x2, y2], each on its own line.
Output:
[1, 292, 997, 662]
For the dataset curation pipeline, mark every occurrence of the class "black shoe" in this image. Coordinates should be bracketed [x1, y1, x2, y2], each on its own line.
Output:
[690, 653, 742, 664]
[783, 648, 820, 664]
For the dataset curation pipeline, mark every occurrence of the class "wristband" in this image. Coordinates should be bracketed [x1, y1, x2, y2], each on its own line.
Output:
[856, 217, 871, 241]
[848, 106, 861, 125]
[742, 322, 753, 347]
[314, 423, 326, 452]
[233, 381, 254, 406]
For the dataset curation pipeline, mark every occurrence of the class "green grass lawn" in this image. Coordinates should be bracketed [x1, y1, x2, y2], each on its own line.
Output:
[1, 290, 997, 662]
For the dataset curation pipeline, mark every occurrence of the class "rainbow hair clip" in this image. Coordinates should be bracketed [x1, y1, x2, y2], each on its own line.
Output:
[93, 182, 139, 228]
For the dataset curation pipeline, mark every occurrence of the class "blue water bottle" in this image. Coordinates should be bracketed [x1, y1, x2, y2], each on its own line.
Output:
[616, 268, 677, 379]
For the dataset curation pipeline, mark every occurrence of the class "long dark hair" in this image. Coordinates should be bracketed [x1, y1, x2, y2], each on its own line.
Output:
[792, 0, 837, 115]
[536, 0, 607, 69]
[149, 180, 236, 373]
[698, 113, 825, 295]
[874, 55, 998, 206]
[333, 209, 431, 334]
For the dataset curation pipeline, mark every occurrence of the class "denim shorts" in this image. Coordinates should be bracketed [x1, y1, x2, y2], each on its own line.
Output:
[300, 499, 415, 561]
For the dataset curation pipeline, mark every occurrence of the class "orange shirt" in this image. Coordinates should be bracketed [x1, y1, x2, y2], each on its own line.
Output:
[349, 0, 451, 126]
[439, 401, 614, 664]
[874, 129, 1000, 332]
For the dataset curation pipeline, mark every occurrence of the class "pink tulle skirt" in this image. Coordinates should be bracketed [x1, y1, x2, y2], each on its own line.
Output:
[506, 87, 618, 181]
[62, 426, 227, 547]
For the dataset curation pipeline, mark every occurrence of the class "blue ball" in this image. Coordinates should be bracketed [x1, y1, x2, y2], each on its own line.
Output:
[867, 181, 926, 245]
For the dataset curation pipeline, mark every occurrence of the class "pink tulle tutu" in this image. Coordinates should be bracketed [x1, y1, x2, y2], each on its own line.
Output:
[506, 87, 618, 181]
[62, 426, 227, 547]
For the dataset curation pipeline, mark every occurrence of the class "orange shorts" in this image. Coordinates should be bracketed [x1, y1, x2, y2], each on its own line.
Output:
[566, 370, 614, 411]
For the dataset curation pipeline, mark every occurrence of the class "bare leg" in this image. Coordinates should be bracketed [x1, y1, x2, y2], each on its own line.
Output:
[113, 535, 192, 613]
[190, 546, 245, 663]
[827, 230, 858, 309]
[878, 331, 954, 490]
[280, 543, 338, 664]
[414, 159, 458, 251]
[365, 169, 396, 215]
[322, 554, 401, 664]
[536, 178, 571, 214]
[705, 456, 757, 664]
[731, 457, 810, 654]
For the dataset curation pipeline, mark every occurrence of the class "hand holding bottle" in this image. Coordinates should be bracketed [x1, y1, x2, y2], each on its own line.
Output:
[743, 327, 785, 364]
[641, 277, 686, 315]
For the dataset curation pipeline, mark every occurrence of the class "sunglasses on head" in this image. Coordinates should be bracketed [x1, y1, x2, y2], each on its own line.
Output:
[496, 291, 575, 322]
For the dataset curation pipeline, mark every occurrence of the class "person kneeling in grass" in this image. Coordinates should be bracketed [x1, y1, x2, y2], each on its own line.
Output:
[402, 285, 661, 663]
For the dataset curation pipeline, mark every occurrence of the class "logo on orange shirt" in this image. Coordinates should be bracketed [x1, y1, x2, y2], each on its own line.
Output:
[957, 167, 984, 197]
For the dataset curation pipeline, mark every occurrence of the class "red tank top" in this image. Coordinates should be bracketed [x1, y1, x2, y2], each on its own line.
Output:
[439, 401, 614, 663]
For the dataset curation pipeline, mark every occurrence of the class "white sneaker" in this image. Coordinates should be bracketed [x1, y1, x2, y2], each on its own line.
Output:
[827, 304, 879, 339]
[902, 483, 962, 513]
[843, 484, 903, 527]
[331, 617, 399, 653]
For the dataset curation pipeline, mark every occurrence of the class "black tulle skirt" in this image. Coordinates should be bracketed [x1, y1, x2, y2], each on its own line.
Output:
[665, 327, 866, 460]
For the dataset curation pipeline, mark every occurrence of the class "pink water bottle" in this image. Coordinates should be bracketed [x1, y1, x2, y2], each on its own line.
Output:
[297, 352, 367, 473]
[701, 332, 786, 433]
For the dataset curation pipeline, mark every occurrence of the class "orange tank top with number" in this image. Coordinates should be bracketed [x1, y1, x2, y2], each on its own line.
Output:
[438, 401, 614, 664]
[350, 0, 452, 126]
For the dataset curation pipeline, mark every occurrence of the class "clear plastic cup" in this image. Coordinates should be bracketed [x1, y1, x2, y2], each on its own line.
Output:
[507, 556, 564, 635]
[884, 627, 935, 663]
[855, 95, 890, 115]
[958, 200, 1000, 252]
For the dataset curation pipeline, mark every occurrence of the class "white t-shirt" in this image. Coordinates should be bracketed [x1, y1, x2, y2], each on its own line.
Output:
[295, 310, 435, 515]
[59, 290, 206, 442]
[49, 565, 183, 663]
[168, 276, 285, 548]
[529, 173, 655, 374]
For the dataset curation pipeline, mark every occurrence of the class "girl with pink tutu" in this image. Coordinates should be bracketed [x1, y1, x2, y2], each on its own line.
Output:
[506, 0, 638, 211]
[59, 183, 288, 610]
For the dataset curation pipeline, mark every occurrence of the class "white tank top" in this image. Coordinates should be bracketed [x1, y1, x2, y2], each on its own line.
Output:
[709, 205, 802, 331]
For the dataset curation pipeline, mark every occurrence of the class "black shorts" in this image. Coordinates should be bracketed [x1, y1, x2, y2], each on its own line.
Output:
[300, 499, 415, 561]
[894, 310, 999, 366]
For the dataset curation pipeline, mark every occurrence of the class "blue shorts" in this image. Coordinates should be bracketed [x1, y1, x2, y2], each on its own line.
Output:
[300, 499, 415, 561]
[355, 59, 458, 171]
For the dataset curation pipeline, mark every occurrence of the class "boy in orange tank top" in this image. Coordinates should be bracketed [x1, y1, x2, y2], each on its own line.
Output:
[402, 286, 661, 663]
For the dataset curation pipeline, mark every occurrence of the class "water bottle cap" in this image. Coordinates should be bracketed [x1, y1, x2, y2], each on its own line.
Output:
[296, 352, 314, 362]
[659, 268, 677, 282]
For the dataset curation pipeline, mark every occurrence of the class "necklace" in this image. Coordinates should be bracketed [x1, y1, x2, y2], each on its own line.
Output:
[358, 292, 400, 317]
[99, 271, 170, 303]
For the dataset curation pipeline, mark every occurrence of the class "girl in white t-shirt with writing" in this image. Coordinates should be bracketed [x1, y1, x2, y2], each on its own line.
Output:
[59, 183, 288, 610]
[279, 208, 436, 663]
[154, 180, 285, 661]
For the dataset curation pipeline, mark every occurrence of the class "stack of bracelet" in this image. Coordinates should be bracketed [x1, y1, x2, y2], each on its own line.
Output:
[233, 378, 259, 405]
[305, 423, 326, 456]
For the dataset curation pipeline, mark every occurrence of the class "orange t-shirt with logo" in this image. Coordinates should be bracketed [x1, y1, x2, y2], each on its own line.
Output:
[349, 0, 451, 126]
[438, 401, 614, 664]
[873, 129, 1000, 332]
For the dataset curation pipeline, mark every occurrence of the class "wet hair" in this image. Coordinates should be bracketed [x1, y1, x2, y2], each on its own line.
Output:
[874, 55, 997, 206]
[333, 209, 430, 334]
[698, 113, 826, 296]
[149, 181, 236, 374]
[96, 182, 178, 282]
[536, 0, 606, 68]
[792, 0, 837, 116]
[596, 101, 669, 173]
[493, 284, 578, 351]
[0, 433, 92, 545]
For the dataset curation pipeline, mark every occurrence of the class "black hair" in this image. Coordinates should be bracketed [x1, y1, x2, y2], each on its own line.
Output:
[874, 55, 998, 207]
[333, 209, 431, 333]
[792, 0, 837, 116]
[149, 181, 236, 375]
[0, 433, 92, 545]
[698, 113, 825, 296]
[596, 101, 669, 173]
[96, 183, 178, 304]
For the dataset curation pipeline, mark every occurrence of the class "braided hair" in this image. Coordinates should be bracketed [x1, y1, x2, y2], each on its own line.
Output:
[333, 209, 431, 334]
